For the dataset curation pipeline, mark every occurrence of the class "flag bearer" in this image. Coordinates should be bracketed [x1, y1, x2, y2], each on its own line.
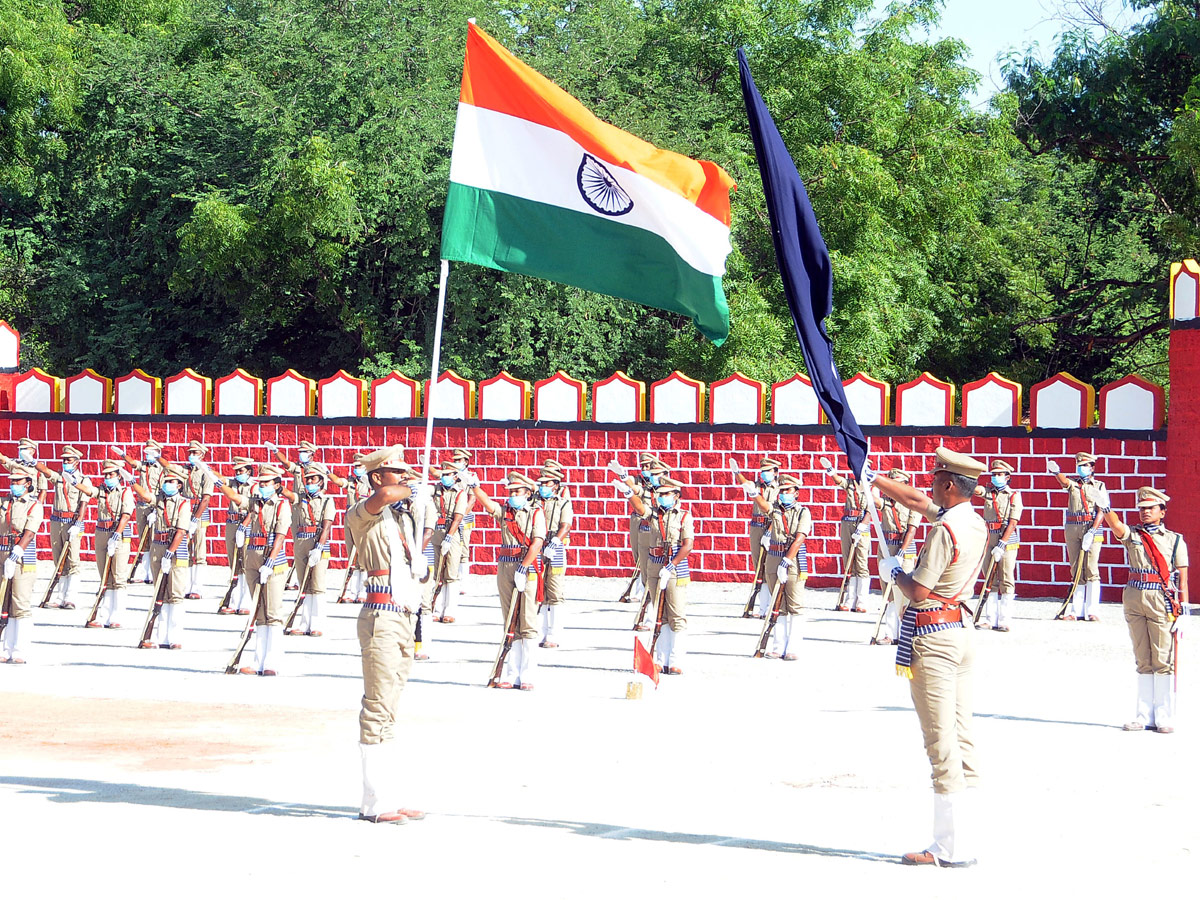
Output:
[32, 445, 94, 609]
[731, 456, 783, 617]
[1, 465, 44, 663]
[629, 476, 694, 675]
[183, 441, 217, 601]
[287, 462, 336, 637]
[464, 470, 546, 690]
[821, 458, 878, 613]
[1099, 486, 1192, 733]
[752, 473, 810, 659]
[975, 460, 1022, 632]
[90, 460, 135, 629]
[537, 460, 573, 648]
[1049, 451, 1106, 621]
[874, 447, 988, 868]
[345, 445, 429, 824]
[875, 468, 918, 644]
[114, 439, 167, 582]
[131, 463, 192, 649]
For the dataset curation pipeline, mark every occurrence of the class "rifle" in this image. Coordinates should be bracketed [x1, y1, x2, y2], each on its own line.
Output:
[487, 586, 522, 687]
[283, 561, 316, 634]
[1054, 550, 1087, 620]
[429, 550, 449, 617]
[0, 575, 12, 640]
[649, 584, 670, 657]
[137, 569, 169, 648]
[973, 555, 1001, 625]
[834, 531, 863, 611]
[616, 567, 641, 604]
[752, 578, 786, 658]
[86, 551, 114, 627]
[337, 547, 359, 603]
[39, 495, 88, 608]
[219, 500, 259, 612]
[225, 581, 265, 674]
[126, 515, 153, 584]
[742, 545, 767, 618]
[633, 579, 655, 631]
[870, 581, 895, 645]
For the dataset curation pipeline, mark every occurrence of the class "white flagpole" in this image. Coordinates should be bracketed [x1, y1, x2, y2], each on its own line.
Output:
[421, 258, 450, 484]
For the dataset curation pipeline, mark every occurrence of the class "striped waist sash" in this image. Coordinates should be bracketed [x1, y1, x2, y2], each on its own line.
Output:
[0, 540, 37, 567]
[50, 513, 75, 523]
[1067, 513, 1091, 524]
[497, 549, 525, 563]
[750, 513, 769, 528]
[767, 541, 807, 572]
[648, 545, 690, 580]
[896, 605, 964, 678]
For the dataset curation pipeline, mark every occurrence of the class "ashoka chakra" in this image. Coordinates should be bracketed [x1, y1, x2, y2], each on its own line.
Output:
[577, 153, 634, 216]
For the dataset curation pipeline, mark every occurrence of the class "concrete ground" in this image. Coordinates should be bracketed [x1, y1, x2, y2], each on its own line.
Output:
[2, 563, 1196, 899]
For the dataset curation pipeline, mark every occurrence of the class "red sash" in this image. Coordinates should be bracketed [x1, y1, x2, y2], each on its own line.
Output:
[1139, 528, 1180, 616]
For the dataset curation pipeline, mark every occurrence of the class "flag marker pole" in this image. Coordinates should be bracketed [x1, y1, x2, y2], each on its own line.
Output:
[421, 259, 450, 483]
[858, 441, 894, 581]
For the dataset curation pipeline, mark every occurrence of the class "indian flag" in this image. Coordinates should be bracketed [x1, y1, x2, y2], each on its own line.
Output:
[440, 22, 737, 345]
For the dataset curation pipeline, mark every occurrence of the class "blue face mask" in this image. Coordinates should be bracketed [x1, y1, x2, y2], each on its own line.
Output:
[507, 495, 526, 510]
[1076, 465, 1092, 479]
[441, 475, 456, 488]
[648, 474, 661, 487]
[188, 454, 201, 465]
[305, 482, 321, 496]
[62, 462, 76, 473]
[538, 484, 554, 499]
[779, 492, 795, 507]
[761, 471, 776, 484]
[298, 452, 312, 464]
[235, 472, 250, 484]
[104, 476, 119, 490]
[991, 476, 1008, 490]
[259, 484, 276, 500]
[657, 495, 676, 510]
[162, 482, 180, 498]
[145, 450, 160, 462]
[354, 466, 365, 478]
[10, 483, 27, 499]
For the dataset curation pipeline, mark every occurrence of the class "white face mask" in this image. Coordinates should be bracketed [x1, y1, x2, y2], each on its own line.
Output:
[18, 448, 34, 463]
[298, 451, 312, 464]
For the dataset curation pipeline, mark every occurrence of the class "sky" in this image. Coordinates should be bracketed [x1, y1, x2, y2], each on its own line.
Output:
[873, 0, 1150, 106]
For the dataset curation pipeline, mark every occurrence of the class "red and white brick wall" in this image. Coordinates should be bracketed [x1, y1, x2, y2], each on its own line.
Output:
[0, 415, 1166, 602]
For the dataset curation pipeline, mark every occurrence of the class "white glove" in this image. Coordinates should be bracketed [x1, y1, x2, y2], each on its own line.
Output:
[1095, 487, 1111, 511]
[991, 544, 1005, 562]
[264, 441, 278, 454]
[461, 470, 480, 489]
[120, 468, 136, 483]
[607, 459, 628, 479]
[439, 538, 452, 556]
[307, 548, 321, 566]
[612, 479, 632, 499]
[188, 518, 200, 534]
[878, 555, 902, 584]
[235, 529, 246, 549]
[146, 511, 157, 527]
[258, 564, 274, 582]
[759, 532, 772, 550]
[517, 567, 537, 594]
[1081, 530, 1096, 553]
[68, 523, 82, 539]
[3, 557, 16, 580]
[106, 537, 119, 558]
[657, 566, 673, 590]
[65, 470, 81, 485]
[861, 464, 876, 484]
[727, 459, 740, 476]
[1047, 460, 1060, 475]
[855, 521, 870, 537]
[818, 457, 833, 474]
[743, 483, 759, 498]
[160, 555, 173, 573]
[411, 556, 428, 580]
[776, 559, 791, 582]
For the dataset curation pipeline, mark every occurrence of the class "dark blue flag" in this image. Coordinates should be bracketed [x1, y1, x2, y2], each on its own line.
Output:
[738, 49, 869, 478]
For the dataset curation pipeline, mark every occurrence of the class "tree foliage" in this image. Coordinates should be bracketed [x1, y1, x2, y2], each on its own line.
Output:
[0, 0, 1193, 391]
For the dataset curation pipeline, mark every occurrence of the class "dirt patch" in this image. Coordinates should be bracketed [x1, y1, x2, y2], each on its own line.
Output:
[1, 693, 350, 772]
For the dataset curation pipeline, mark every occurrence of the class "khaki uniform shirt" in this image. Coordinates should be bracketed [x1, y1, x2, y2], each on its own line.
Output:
[132, 459, 166, 503]
[3, 458, 49, 500]
[881, 497, 914, 543]
[910, 500, 989, 611]
[346, 500, 421, 602]
[490, 504, 547, 564]
[154, 493, 192, 557]
[540, 489, 574, 541]
[768, 503, 811, 547]
[243, 496, 290, 564]
[296, 492, 336, 539]
[644, 505, 695, 552]
[1065, 478, 1106, 527]
[433, 484, 470, 533]
[0, 495, 43, 569]
[185, 465, 217, 519]
[346, 475, 370, 506]
[46, 468, 93, 517]
[1120, 526, 1189, 589]
[226, 478, 255, 522]
[96, 484, 136, 535]
[751, 482, 780, 530]
[982, 488, 1022, 541]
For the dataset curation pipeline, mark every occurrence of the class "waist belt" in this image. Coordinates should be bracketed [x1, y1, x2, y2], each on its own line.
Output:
[497, 549, 524, 563]
[153, 530, 175, 544]
[987, 521, 1004, 531]
[884, 530, 903, 541]
[767, 541, 808, 571]
[297, 529, 320, 539]
[50, 513, 75, 523]
[914, 606, 964, 628]
[750, 513, 769, 527]
[1067, 513, 1091, 524]
[639, 523, 651, 532]
[1128, 579, 1163, 591]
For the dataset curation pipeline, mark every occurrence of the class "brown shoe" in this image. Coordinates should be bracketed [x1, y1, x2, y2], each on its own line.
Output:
[876, 637, 893, 645]
[139, 640, 156, 649]
[976, 622, 992, 630]
[396, 808, 425, 821]
[236, 609, 250, 616]
[667, 667, 683, 675]
[85, 621, 102, 628]
[60, 601, 76, 610]
[7, 657, 26, 665]
[104, 623, 122, 629]
[307, 630, 322, 637]
[359, 811, 408, 824]
[518, 682, 535, 691]
[495, 681, 514, 690]
[167, 643, 182, 650]
[765, 652, 781, 659]
[184, 592, 201, 600]
[995, 626, 1010, 633]
[440, 616, 455, 624]
[415, 652, 429, 661]
[783, 653, 798, 661]
[218, 607, 235, 615]
[238, 666, 258, 675]
[902, 850, 975, 868]
[539, 641, 558, 649]
[1156, 725, 1175, 734]
[836, 604, 849, 612]
[1086, 615, 1100, 622]
[1063, 614, 1077, 621]
[260, 670, 277, 676]
[852, 606, 867, 613]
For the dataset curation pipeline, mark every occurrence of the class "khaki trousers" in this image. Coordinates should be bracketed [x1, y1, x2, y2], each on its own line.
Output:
[986, 533, 1019, 593]
[497, 562, 539, 639]
[245, 551, 285, 625]
[542, 563, 566, 605]
[50, 518, 83, 576]
[357, 606, 415, 744]
[909, 625, 979, 794]
[293, 536, 329, 594]
[431, 530, 464, 582]
[1065, 524, 1102, 583]
[839, 522, 870, 577]
[764, 563, 805, 615]
[224, 522, 243, 573]
[190, 519, 209, 565]
[1123, 587, 1173, 675]
[148, 542, 188, 603]
[646, 560, 688, 631]
[94, 530, 131, 588]
[0, 550, 36, 618]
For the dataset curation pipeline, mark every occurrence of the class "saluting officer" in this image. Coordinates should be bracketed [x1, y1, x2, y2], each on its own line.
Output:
[89, 459, 136, 629]
[2, 438, 50, 507]
[875, 468, 918, 645]
[975, 460, 1022, 632]
[1049, 451, 1106, 621]
[874, 447, 988, 868]
[183, 441, 217, 601]
[131, 463, 192, 649]
[216, 456, 257, 614]
[752, 473, 810, 659]
[732, 456, 782, 617]
[448, 448, 478, 579]
[822, 458, 878, 613]
[465, 470, 546, 690]
[1099, 486, 1193, 733]
[1, 464, 44, 663]
[345, 445, 429, 824]
[115, 439, 167, 583]
[629, 475, 694, 675]
[32, 445, 94, 609]
[341, 451, 371, 603]
[610, 454, 670, 604]
[233, 464, 291, 675]
[536, 459, 573, 648]
[287, 462, 336, 637]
